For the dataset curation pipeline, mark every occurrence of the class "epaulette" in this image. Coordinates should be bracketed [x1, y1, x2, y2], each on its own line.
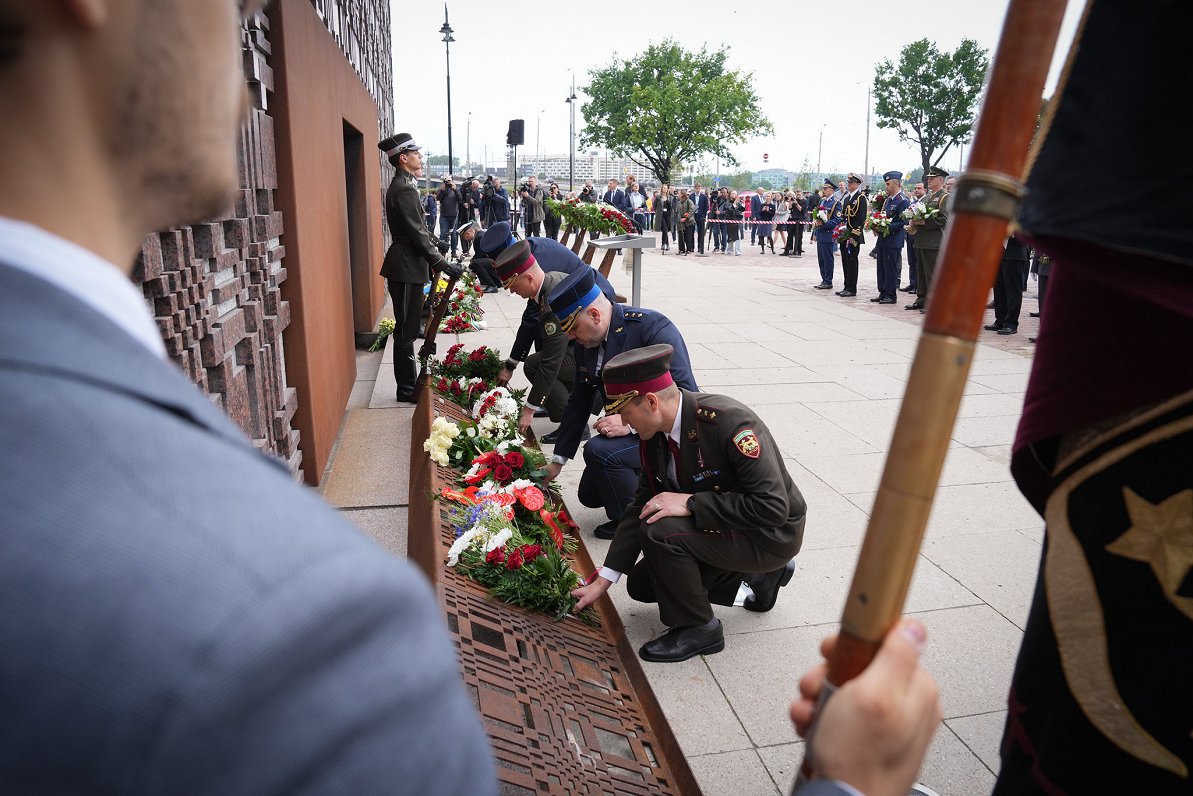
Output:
[695, 405, 720, 423]
[624, 311, 647, 320]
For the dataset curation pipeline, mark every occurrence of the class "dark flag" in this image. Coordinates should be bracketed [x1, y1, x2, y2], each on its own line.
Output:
[998, 0, 1193, 793]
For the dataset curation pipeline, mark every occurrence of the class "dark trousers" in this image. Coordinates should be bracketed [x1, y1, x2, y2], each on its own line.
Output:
[526, 219, 542, 237]
[993, 258, 1025, 330]
[915, 247, 939, 303]
[905, 238, 917, 288]
[840, 242, 859, 293]
[438, 214, 458, 255]
[695, 216, 706, 253]
[577, 433, 642, 521]
[386, 279, 425, 396]
[523, 351, 575, 421]
[876, 246, 902, 299]
[816, 239, 835, 284]
[544, 216, 560, 240]
[711, 221, 723, 251]
[659, 217, 671, 249]
[623, 515, 795, 627]
[1037, 272, 1050, 316]
[679, 226, 694, 253]
[749, 218, 757, 245]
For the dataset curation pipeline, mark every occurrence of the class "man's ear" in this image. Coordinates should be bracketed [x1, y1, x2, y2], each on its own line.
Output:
[61, 0, 108, 29]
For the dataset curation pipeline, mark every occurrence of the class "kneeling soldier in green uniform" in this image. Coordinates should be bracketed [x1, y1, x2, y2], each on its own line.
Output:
[571, 344, 805, 663]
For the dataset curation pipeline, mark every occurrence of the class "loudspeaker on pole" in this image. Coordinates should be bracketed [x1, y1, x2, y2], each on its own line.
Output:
[506, 119, 525, 146]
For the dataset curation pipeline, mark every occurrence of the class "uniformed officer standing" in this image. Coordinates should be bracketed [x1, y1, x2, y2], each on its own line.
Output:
[543, 271, 697, 540]
[836, 173, 868, 298]
[907, 166, 950, 311]
[493, 242, 583, 433]
[872, 171, 911, 304]
[378, 133, 459, 402]
[571, 344, 805, 663]
[812, 180, 842, 289]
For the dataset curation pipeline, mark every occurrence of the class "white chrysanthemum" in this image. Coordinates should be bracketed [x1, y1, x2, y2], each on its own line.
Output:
[483, 528, 513, 553]
[446, 528, 482, 566]
[510, 478, 532, 490]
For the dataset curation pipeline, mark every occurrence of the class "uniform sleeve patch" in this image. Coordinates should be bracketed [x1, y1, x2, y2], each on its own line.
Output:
[733, 429, 761, 459]
[544, 321, 558, 335]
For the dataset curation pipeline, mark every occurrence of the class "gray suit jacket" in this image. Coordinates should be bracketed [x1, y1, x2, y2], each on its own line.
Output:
[0, 263, 495, 794]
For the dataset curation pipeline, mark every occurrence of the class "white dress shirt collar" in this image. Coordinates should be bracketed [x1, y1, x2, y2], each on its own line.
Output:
[0, 217, 167, 357]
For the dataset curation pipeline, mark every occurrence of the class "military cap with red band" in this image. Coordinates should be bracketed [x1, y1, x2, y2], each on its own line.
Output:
[494, 240, 537, 288]
[601, 343, 675, 413]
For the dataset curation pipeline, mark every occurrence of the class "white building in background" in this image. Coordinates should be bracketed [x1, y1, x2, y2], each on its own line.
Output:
[528, 153, 660, 187]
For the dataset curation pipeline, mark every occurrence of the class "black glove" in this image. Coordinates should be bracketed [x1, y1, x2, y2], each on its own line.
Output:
[438, 260, 463, 279]
[436, 240, 450, 255]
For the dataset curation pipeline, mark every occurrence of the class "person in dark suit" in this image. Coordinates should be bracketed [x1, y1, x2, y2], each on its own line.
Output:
[812, 180, 842, 288]
[902, 181, 925, 292]
[379, 133, 460, 403]
[783, 190, 808, 256]
[749, 187, 766, 245]
[907, 167, 949, 311]
[872, 171, 911, 304]
[985, 235, 1030, 335]
[0, 3, 494, 792]
[570, 344, 804, 662]
[837, 174, 868, 297]
[602, 177, 630, 216]
[542, 270, 698, 540]
[653, 184, 674, 252]
[693, 184, 710, 254]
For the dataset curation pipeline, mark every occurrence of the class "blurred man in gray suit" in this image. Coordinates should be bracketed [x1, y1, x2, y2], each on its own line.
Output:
[0, 1, 494, 793]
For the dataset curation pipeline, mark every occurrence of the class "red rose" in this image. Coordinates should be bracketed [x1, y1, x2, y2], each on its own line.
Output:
[469, 348, 486, 362]
[493, 464, 514, 482]
[504, 548, 524, 569]
[486, 547, 505, 565]
[521, 544, 542, 562]
[436, 378, 448, 391]
[503, 452, 525, 468]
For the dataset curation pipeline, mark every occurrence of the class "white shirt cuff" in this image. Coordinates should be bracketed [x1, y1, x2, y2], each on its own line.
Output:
[598, 566, 622, 583]
[524, 400, 543, 412]
[550, 454, 569, 465]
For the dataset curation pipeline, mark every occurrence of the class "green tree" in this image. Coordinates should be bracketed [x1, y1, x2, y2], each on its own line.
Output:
[581, 41, 771, 185]
[873, 39, 989, 176]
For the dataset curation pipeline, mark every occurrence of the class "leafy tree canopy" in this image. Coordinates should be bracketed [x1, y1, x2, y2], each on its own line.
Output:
[873, 39, 989, 175]
[581, 41, 771, 185]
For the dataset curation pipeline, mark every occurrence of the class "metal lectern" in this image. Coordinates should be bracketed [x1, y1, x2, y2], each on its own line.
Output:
[589, 234, 655, 307]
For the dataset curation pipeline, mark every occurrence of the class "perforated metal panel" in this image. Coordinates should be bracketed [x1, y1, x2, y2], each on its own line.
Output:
[409, 391, 700, 796]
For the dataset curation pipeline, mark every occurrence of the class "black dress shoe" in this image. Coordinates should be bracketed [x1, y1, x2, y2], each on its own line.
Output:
[997, 326, 1017, 335]
[983, 323, 1002, 331]
[905, 301, 924, 310]
[638, 619, 725, 663]
[592, 519, 618, 540]
[870, 296, 882, 302]
[484, 285, 500, 294]
[837, 290, 856, 297]
[745, 560, 797, 613]
[878, 296, 897, 304]
[814, 282, 832, 289]
[1029, 311, 1040, 318]
[901, 285, 916, 292]
[395, 389, 416, 403]
[540, 425, 590, 444]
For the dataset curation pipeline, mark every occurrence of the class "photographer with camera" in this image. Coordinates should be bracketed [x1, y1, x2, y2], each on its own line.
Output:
[378, 133, 461, 403]
[481, 176, 510, 227]
[520, 176, 547, 237]
[544, 183, 564, 240]
[435, 177, 463, 259]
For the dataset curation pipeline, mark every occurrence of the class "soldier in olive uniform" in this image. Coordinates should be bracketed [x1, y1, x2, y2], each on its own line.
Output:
[378, 133, 459, 402]
[493, 242, 575, 433]
[572, 344, 805, 663]
[906, 166, 950, 311]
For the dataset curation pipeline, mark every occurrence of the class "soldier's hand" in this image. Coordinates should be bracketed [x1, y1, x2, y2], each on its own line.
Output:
[543, 461, 563, 484]
[436, 240, 450, 255]
[593, 414, 632, 438]
[496, 366, 513, 387]
[640, 491, 691, 524]
[571, 575, 612, 612]
[517, 405, 535, 435]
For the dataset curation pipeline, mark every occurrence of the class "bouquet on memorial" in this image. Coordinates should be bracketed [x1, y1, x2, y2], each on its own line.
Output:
[865, 210, 893, 237]
[423, 416, 460, 467]
[441, 485, 596, 625]
[437, 270, 486, 332]
[367, 317, 396, 352]
[547, 197, 634, 236]
[463, 442, 558, 497]
[832, 222, 855, 248]
[431, 343, 503, 393]
[472, 385, 522, 441]
[432, 375, 491, 410]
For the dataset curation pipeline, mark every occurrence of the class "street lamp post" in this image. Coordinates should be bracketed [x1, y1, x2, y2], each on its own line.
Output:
[466, 111, 471, 176]
[817, 123, 827, 186]
[565, 76, 577, 192]
[438, 6, 455, 179]
[535, 108, 545, 178]
[864, 85, 871, 182]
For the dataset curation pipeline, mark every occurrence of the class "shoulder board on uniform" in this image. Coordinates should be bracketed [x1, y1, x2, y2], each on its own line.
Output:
[695, 405, 720, 423]
[624, 311, 647, 320]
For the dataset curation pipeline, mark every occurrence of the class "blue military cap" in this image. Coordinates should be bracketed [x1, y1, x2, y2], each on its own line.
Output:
[546, 267, 602, 332]
[823, 179, 838, 190]
[882, 170, 902, 183]
[479, 221, 516, 256]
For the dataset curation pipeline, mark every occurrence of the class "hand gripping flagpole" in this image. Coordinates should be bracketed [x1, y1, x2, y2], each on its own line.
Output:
[794, 0, 1072, 788]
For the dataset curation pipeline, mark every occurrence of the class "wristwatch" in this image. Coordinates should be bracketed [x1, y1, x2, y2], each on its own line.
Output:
[685, 495, 697, 514]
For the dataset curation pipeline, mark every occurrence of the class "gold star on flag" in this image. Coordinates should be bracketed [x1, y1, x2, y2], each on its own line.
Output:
[1106, 487, 1193, 622]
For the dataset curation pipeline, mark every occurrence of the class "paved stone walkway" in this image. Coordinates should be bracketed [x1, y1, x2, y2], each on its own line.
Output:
[323, 232, 1043, 795]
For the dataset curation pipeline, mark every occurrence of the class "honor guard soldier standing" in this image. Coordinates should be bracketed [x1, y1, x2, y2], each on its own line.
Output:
[836, 173, 868, 297]
[812, 180, 842, 289]
[378, 133, 460, 402]
[493, 241, 591, 434]
[873, 171, 911, 304]
[571, 344, 805, 663]
[543, 270, 698, 540]
[907, 166, 950, 311]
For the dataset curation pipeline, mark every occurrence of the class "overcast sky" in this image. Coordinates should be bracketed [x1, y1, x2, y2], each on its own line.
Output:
[390, 0, 1082, 178]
